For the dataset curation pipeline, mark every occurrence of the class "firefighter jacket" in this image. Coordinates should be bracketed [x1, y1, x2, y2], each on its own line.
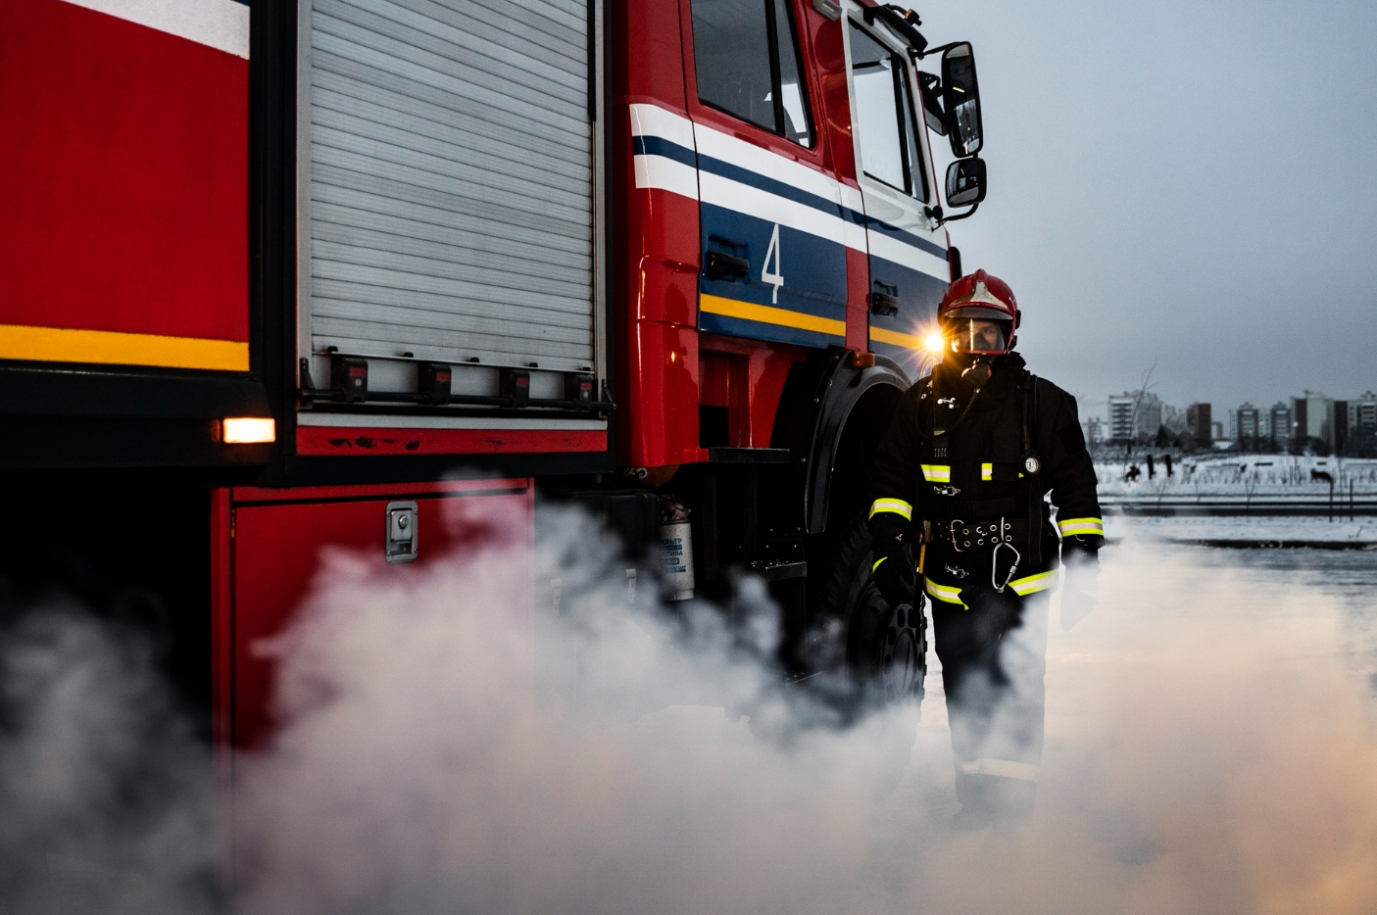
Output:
[869, 353, 1102, 610]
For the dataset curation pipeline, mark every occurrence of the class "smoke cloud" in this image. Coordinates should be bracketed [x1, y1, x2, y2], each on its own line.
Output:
[0, 603, 216, 914]
[3, 509, 1377, 914]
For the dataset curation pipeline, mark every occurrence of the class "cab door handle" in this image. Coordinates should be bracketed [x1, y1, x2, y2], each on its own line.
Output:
[870, 281, 900, 316]
[705, 250, 750, 281]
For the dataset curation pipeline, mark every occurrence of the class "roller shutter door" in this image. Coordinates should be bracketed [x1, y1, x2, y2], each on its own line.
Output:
[303, 0, 595, 373]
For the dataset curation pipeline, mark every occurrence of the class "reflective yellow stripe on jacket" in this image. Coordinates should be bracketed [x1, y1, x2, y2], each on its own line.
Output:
[921, 464, 951, 483]
[1058, 517, 1104, 537]
[1008, 569, 1059, 596]
[927, 572, 1056, 606]
[925, 578, 967, 608]
[958, 757, 1040, 782]
[868, 498, 913, 521]
[980, 462, 1024, 480]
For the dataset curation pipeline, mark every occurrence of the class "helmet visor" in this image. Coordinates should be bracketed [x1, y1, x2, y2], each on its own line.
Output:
[947, 317, 1011, 354]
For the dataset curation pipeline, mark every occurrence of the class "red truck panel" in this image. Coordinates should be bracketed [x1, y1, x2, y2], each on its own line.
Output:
[213, 479, 534, 752]
[700, 335, 806, 449]
[0, 0, 249, 371]
[295, 426, 609, 457]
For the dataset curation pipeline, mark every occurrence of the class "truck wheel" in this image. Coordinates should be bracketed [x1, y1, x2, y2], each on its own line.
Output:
[814, 512, 927, 714]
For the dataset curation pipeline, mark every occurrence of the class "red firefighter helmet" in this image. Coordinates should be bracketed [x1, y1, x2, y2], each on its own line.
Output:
[937, 269, 1020, 355]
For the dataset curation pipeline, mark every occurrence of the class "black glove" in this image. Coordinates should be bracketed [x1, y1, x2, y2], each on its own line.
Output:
[1060, 535, 1101, 630]
[870, 513, 917, 607]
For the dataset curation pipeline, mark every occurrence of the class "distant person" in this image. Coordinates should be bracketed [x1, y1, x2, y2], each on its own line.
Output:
[866, 270, 1103, 828]
[1146, 453, 1155, 479]
[1124, 464, 1141, 482]
[1164, 453, 1173, 477]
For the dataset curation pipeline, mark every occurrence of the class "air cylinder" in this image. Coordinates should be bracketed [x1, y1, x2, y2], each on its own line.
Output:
[658, 499, 694, 601]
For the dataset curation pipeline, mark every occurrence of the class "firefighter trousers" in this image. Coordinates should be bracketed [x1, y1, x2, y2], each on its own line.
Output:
[930, 583, 1050, 813]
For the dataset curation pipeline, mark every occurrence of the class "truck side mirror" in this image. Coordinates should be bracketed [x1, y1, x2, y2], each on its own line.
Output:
[941, 42, 983, 157]
[945, 157, 986, 208]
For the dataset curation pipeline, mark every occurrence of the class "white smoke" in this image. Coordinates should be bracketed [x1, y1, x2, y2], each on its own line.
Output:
[0, 603, 215, 914]
[3, 509, 1377, 914]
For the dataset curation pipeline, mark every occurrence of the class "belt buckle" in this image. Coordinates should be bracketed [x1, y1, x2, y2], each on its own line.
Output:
[949, 518, 969, 552]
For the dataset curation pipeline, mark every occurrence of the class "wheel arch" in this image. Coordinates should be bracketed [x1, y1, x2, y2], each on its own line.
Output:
[771, 346, 912, 535]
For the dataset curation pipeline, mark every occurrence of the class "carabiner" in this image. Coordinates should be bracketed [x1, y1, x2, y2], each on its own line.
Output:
[991, 540, 1021, 593]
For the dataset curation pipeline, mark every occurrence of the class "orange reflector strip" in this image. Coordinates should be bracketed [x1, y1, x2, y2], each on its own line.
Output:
[870, 326, 923, 348]
[0, 324, 249, 371]
[700, 294, 846, 337]
[221, 417, 276, 444]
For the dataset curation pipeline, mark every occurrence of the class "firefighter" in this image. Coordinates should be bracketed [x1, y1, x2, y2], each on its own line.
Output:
[867, 270, 1102, 826]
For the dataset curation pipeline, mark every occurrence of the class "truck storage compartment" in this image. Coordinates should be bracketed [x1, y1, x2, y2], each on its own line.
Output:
[212, 479, 535, 882]
[297, 0, 604, 404]
[214, 478, 534, 751]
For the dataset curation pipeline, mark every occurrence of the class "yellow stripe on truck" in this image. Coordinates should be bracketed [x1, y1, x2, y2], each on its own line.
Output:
[870, 326, 922, 348]
[0, 323, 249, 371]
[699, 294, 846, 337]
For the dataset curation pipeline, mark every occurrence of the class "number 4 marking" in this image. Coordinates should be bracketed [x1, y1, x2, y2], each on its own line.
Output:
[762, 223, 784, 304]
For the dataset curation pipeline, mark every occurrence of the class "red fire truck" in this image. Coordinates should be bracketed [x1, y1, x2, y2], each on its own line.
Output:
[1, 0, 986, 797]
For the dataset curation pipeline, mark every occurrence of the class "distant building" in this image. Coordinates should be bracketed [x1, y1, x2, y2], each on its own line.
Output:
[1350, 393, 1377, 431]
[1292, 391, 1335, 449]
[1230, 402, 1261, 443]
[1268, 402, 1291, 448]
[1108, 391, 1163, 442]
[1082, 415, 1106, 447]
[1345, 392, 1377, 456]
[1211, 421, 1224, 442]
[1108, 394, 1135, 442]
[1186, 403, 1212, 447]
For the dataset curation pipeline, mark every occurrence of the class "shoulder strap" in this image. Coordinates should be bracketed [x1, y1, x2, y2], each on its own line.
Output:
[1021, 373, 1044, 565]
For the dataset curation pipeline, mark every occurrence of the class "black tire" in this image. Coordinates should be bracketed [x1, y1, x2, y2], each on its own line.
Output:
[811, 512, 927, 716]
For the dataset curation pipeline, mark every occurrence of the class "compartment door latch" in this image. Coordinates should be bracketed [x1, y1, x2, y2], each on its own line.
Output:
[385, 501, 418, 564]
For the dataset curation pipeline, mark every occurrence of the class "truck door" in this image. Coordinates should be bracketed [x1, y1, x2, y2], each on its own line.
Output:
[213, 479, 534, 883]
[684, 0, 850, 349]
[842, 4, 949, 379]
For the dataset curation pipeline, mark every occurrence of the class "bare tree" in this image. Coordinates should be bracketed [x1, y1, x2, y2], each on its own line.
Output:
[1122, 357, 1159, 468]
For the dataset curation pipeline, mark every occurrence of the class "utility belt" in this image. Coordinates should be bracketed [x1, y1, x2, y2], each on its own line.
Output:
[920, 515, 1039, 594]
[930, 517, 1032, 552]
[924, 498, 1030, 549]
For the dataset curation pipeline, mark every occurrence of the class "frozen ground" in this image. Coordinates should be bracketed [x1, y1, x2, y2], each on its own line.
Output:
[1110, 514, 1377, 546]
[1096, 455, 1377, 502]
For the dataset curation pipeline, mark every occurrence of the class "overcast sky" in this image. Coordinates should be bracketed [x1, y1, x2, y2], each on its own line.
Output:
[929, 0, 1377, 417]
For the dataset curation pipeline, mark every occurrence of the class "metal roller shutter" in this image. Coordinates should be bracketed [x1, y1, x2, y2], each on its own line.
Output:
[302, 0, 596, 374]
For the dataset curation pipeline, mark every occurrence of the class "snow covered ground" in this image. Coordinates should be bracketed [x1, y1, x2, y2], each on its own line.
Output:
[1110, 514, 1377, 547]
[1095, 455, 1377, 514]
[1096, 454, 1377, 498]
